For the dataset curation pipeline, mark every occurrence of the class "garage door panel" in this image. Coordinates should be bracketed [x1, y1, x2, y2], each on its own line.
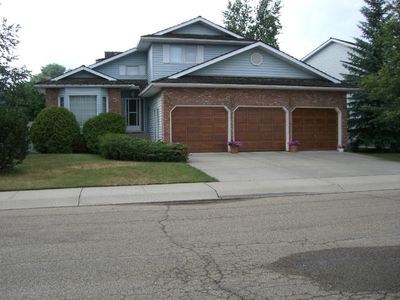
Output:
[172, 107, 228, 153]
[293, 108, 338, 150]
[235, 107, 285, 151]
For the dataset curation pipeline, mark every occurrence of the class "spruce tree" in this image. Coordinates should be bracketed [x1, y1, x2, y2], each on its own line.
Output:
[344, 0, 395, 151]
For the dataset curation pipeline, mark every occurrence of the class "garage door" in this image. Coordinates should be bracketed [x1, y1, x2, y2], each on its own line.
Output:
[171, 107, 228, 153]
[292, 108, 338, 150]
[235, 107, 286, 151]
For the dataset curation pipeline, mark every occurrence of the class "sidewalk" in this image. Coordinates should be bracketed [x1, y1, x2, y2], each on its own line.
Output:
[1, 174, 400, 210]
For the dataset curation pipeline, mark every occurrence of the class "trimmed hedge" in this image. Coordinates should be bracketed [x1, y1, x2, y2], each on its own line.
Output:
[0, 105, 30, 171]
[82, 112, 126, 153]
[30, 106, 80, 153]
[98, 134, 189, 162]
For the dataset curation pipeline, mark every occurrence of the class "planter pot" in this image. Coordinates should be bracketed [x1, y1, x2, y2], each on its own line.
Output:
[289, 145, 298, 153]
[230, 147, 239, 154]
[338, 148, 345, 153]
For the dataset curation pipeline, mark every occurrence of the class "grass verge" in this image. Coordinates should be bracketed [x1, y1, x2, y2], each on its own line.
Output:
[0, 154, 218, 191]
[359, 152, 400, 161]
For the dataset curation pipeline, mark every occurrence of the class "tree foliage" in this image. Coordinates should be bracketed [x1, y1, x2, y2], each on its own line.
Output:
[361, 0, 400, 128]
[0, 105, 30, 172]
[222, 0, 282, 49]
[0, 17, 30, 106]
[31, 63, 66, 83]
[344, 0, 399, 151]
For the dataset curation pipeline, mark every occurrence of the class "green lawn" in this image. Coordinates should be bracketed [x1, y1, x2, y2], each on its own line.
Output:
[0, 154, 217, 191]
[360, 152, 400, 161]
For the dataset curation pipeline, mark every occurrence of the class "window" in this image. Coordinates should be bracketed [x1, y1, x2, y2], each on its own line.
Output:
[59, 97, 64, 107]
[102, 96, 108, 113]
[163, 45, 204, 63]
[170, 46, 183, 63]
[251, 53, 263, 66]
[70, 95, 97, 126]
[119, 65, 145, 76]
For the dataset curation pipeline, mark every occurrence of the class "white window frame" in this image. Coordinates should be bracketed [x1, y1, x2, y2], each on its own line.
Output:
[69, 95, 98, 127]
[119, 65, 145, 76]
[163, 45, 204, 64]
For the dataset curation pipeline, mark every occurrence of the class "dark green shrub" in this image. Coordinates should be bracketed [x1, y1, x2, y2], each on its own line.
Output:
[0, 105, 30, 171]
[30, 106, 80, 153]
[82, 112, 126, 153]
[72, 134, 88, 153]
[98, 134, 135, 160]
[98, 134, 189, 162]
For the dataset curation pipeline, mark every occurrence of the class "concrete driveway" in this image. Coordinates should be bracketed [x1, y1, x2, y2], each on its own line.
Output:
[188, 151, 400, 182]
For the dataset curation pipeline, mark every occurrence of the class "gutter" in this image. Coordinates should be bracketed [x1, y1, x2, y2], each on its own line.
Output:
[139, 82, 358, 97]
[34, 84, 140, 89]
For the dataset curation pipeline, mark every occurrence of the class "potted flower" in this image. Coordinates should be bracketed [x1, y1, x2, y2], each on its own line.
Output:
[288, 141, 300, 153]
[227, 140, 242, 154]
[337, 145, 346, 153]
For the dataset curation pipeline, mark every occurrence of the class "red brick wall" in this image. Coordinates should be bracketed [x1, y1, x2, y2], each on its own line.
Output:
[108, 89, 121, 114]
[45, 88, 58, 107]
[162, 87, 348, 147]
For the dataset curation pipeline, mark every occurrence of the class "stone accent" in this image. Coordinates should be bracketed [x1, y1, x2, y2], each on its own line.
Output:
[162, 87, 348, 147]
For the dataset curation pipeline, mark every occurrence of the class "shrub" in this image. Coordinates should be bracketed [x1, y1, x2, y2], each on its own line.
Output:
[30, 106, 80, 153]
[82, 112, 126, 153]
[0, 105, 30, 171]
[72, 134, 89, 153]
[98, 134, 189, 162]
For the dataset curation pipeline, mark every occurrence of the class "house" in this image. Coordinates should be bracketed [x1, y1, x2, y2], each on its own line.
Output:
[35, 17, 356, 152]
[301, 37, 355, 81]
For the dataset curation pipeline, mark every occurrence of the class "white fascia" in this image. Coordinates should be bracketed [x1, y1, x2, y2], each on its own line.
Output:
[89, 48, 138, 69]
[139, 82, 357, 98]
[51, 66, 117, 81]
[154, 16, 244, 39]
[168, 41, 342, 83]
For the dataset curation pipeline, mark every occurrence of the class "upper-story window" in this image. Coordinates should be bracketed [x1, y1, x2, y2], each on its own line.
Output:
[163, 45, 204, 63]
[119, 65, 145, 76]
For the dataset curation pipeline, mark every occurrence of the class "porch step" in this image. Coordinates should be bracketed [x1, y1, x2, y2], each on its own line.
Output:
[126, 133, 151, 140]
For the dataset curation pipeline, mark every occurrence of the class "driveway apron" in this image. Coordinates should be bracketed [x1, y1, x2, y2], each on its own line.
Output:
[187, 151, 400, 182]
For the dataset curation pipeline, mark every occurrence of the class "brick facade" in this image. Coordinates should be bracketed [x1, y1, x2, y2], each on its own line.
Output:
[162, 87, 348, 147]
[108, 88, 122, 114]
[45, 88, 58, 107]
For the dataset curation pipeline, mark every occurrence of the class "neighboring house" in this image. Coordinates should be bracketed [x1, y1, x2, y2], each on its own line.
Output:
[35, 17, 356, 152]
[301, 37, 354, 81]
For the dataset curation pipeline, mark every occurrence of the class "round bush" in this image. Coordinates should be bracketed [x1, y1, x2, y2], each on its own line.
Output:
[30, 106, 80, 153]
[0, 105, 30, 171]
[82, 112, 126, 153]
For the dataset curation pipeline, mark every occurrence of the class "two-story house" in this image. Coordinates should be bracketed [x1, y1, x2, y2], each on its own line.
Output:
[35, 17, 356, 152]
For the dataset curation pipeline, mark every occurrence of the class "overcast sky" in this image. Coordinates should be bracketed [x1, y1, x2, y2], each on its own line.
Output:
[2, 0, 365, 75]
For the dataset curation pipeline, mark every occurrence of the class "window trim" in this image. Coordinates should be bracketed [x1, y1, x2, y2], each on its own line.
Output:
[163, 45, 204, 64]
[119, 65, 145, 76]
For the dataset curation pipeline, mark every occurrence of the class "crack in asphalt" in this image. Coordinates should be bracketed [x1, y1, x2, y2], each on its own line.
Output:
[158, 205, 246, 300]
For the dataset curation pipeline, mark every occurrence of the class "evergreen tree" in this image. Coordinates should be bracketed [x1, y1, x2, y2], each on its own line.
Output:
[344, 0, 395, 151]
[361, 0, 400, 130]
[222, 0, 282, 49]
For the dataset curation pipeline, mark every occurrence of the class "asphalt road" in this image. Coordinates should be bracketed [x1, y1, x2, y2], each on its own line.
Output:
[1, 190, 399, 299]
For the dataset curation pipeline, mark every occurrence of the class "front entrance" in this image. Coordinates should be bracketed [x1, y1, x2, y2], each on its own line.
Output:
[125, 98, 141, 132]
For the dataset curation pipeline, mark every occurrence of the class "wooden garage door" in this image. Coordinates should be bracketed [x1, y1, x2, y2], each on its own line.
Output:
[171, 107, 228, 153]
[292, 108, 338, 150]
[235, 107, 286, 151]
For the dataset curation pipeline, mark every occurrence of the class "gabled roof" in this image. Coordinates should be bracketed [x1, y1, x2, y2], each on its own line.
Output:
[51, 66, 117, 81]
[302, 38, 355, 61]
[89, 48, 138, 69]
[153, 16, 244, 39]
[168, 41, 342, 83]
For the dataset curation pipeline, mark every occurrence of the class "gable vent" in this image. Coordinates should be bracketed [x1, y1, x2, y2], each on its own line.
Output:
[251, 53, 263, 66]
